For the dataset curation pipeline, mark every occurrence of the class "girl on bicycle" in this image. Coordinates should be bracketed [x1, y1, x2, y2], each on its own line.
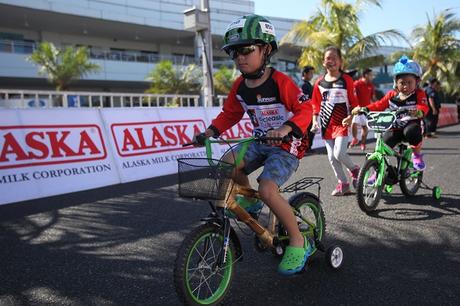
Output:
[310, 46, 360, 196]
[196, 15, 313, 275]
[350, 56, 429, 171]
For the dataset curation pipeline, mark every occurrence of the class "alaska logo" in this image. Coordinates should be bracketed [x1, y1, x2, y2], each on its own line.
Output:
[111, 119, 206, 157]
[0, 125, 107, 169]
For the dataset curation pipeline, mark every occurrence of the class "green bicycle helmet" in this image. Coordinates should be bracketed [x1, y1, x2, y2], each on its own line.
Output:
[222, 14, 278, 79]
[223, 14, 278, 53]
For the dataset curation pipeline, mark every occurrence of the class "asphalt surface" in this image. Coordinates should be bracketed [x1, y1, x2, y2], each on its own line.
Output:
[1, 124, 459, 306]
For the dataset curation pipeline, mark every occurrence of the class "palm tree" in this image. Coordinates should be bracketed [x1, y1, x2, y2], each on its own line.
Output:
[281, 0, 407, 71]
[145, 60, 201, 95]
[410, 9, 460, 95]
[213, 65, 239, 95]
[28, 42, 100, 91]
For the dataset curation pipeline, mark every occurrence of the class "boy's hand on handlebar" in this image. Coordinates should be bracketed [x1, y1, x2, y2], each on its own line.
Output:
[408, 109, 424, 119]
[266, 126, 291, 145]
[191, 129, 214, 147]
[192, 132, 207, 147]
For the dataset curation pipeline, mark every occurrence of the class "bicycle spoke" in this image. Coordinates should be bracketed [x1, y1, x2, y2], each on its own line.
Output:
[191, 263, 224, 299]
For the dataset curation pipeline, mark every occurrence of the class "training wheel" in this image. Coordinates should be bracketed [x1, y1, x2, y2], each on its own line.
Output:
[432, 186, 442, 200]
[326, 246, 344, 269]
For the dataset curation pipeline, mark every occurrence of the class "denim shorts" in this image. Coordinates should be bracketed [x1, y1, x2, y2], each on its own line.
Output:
[236, 142, 299, 187]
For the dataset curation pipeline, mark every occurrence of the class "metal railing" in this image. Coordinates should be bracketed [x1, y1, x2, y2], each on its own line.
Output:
[0, 39, 36, 54]
[0, 89, 202, 108]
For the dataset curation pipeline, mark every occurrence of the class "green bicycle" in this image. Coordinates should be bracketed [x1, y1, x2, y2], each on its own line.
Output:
[356, 110, 442, 214]
[174, 135, 343, 305]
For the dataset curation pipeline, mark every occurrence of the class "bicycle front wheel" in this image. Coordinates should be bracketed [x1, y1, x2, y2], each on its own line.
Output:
[357, 159, 384, 213]
[174, 224, 235, 306]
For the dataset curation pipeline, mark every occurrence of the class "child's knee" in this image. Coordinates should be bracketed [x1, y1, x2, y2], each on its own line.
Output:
[258, 180, 278, 200]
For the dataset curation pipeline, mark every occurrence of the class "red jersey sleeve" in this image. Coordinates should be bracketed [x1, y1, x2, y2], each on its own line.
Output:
[415, 88, 429, 115]
[311, 77, 323, 115]
[209, 77, 245, 135]
[344, 74, 359, 109]
[367, 90, 395, 111]
[275, 70, 312, 137]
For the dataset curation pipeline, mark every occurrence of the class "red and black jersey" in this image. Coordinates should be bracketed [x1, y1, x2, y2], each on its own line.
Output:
[311, 73, 359, 139]
[209, 69, 312, 159]
[354, 78, 375, 107]
[367, 88, 429, 129]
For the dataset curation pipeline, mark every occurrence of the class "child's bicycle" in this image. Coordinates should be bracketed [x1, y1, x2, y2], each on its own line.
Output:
[174, 135, 343, 305]
[356, 110, 442, 214]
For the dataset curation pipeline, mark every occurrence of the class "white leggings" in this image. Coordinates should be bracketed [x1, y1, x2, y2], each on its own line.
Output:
[324, 137, 357, 184]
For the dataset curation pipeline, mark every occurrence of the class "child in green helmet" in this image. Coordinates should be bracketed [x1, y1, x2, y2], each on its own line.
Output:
[195, 14, 313, 275]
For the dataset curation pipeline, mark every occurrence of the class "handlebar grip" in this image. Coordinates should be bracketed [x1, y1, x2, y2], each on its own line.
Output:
[183, 132, 208, 147]
[395, 109, 409, 116]
[195, 133, 207, 146]
[357, 107, 369, 115]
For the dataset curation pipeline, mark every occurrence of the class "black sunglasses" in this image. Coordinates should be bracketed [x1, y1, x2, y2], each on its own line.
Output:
[228, 45, 260, 59]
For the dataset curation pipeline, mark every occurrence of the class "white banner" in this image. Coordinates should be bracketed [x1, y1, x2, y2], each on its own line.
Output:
[102, 107, 210, 182]
[101, 108, 254, 183]
[0, 109, 119, 205]
[1, 107, 351, 205]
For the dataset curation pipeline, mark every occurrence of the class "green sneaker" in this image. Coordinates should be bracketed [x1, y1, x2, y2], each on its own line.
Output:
[225, 195, 263, 218]
[278, 237, 313, 275]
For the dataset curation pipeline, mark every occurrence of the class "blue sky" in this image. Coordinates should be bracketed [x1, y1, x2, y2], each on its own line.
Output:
[253, 0, 460, 44]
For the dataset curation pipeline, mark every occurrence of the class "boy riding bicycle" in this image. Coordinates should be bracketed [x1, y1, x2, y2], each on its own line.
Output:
[195, 14, 312, 275]
[350, 56, 429, 171]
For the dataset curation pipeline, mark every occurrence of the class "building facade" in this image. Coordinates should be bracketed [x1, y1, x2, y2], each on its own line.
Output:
[0, 0, 301, 92]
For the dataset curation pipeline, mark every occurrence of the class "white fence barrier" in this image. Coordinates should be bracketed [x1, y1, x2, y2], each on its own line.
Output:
[0, 89, 229, 108]
[0, 89, 202, 108]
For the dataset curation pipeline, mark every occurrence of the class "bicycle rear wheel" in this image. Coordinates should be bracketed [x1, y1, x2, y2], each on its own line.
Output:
[174, 224, 235, 306]
[357, 159, 383, 213]
[400, 166, 423, 196]
[285, 193, 326, 255]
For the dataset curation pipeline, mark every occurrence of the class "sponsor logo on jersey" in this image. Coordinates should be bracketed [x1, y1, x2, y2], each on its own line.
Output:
[298, 93, 309, 102]
[256, 94, 277, 103]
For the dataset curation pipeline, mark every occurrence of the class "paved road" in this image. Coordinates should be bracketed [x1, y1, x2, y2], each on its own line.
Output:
[1, 124, 459, 305]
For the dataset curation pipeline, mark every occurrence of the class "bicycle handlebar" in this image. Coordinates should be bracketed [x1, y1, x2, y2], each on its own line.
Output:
[357, 108, 410, 117]
[182, 134, 292, 147]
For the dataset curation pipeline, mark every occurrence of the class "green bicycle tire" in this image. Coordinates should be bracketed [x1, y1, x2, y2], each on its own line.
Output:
[357, 159, 384, 213]
[174, 223, 235, 306]
[278, 193, 326, 256]
[399, 167, 423, 197]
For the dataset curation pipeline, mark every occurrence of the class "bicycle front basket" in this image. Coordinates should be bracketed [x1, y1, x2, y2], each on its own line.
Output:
[177, 158, 234, 200]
